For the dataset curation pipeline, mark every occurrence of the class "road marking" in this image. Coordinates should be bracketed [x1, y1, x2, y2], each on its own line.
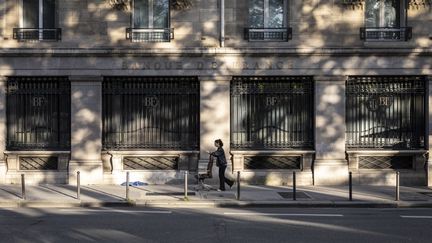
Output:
[111, 209, 172, 214]
[400, 215, 432, 219]
[223, 213, 343, 217]
[58, 209, 172, 214]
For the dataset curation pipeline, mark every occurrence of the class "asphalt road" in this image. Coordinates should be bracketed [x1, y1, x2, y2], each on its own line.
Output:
[1, 207, 432, 243]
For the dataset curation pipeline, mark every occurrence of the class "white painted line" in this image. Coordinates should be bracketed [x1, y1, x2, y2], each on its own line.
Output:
[401, 215, 432, 219]
[111, 209, 172, 214]
[223, 213, 343, 217]
[58, 209, 172, 214]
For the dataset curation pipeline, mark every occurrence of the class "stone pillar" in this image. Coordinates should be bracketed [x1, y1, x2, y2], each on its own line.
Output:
[428, 76, 432, 188]
[69, 76, 103, 185]
[199, 76, 232, 179]
[0, 77, 6, 183]
[313, 76, 349, 185]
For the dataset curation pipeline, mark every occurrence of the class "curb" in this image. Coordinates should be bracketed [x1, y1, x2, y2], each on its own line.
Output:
[0, 201, 19, 207]
[0, 200, 135, 208]
[1, 200, 432, 208]
[133, 200, 432, 208]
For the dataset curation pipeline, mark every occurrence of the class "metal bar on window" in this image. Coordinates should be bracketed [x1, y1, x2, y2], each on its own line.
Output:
[102, 77, 199, 150]
[230, 76, 314, 150]
[346, 76, 426, 149]
[6, 77, 70, 151]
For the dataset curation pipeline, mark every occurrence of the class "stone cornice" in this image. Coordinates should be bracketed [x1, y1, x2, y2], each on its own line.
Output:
[0, 47, 431, 57]
[69, 75, 103, 82]
[198, 76, 232, 82]
[314, 75, 348, 83]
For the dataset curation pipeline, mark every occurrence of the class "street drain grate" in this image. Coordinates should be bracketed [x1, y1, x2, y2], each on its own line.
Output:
[146, 192, 196, 196]
[278, 192, 311, 199]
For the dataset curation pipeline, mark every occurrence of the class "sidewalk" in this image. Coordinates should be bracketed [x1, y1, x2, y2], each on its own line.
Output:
[1, 183, 432, 208]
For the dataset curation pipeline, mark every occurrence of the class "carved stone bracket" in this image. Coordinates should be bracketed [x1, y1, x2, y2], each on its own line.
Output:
[171, 0, 193, 10]
[341, 0, 432, 9]
[341, 0, 364, 9]
[408, 0, 432, 9]
[108, 0, 130, 11]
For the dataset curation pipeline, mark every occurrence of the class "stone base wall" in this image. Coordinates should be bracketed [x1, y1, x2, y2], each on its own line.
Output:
[3, 151, 70, 184]
[239, 171, 313, 186]
[347, 150, 428, 186]
[101, 151, 199, 185]
[5, 171, 68, 184]
[230, 150, 314, 186]
[351, 170, 426, 186]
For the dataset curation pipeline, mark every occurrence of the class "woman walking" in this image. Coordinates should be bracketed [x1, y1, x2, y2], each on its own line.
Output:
[209, 139, 234, 191]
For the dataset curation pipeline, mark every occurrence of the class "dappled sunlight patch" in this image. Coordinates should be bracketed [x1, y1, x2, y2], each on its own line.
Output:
[76, 109, 98, 123]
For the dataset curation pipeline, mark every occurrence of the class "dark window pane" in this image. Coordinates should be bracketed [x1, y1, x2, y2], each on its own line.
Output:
[134, 0, 149, 28]
[153, 0, 169, 28]
[365, 0, 401, 27]
[23, 0, 39, 28]
[249, 0, 264, 28]
[43, 0, 55, 28]
[269, 0, 284, 28]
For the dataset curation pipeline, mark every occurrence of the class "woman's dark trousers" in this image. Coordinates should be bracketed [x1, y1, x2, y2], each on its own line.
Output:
[219, 166, 233, 190]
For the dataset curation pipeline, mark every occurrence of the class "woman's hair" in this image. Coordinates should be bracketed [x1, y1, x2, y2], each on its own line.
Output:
[215, 139, 223, 147]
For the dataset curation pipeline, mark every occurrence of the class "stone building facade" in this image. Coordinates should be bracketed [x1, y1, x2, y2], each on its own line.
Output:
[0, 0, 431, 186]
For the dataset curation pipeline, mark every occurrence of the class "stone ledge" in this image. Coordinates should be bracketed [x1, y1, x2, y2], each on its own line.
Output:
[103, 150, 199, 156]
[314, 75, 347, 83]
[4, 151, 70, 155]
[346, 150, 428, 155]
[0, 47, 431, 57]
[198, 76, 232, 82]
[69, 75, 103, 82]
[231, 150, 314, 155]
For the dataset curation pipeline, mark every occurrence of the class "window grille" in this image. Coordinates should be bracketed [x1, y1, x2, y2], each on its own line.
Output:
[102, 77, 199, 150]
[6, 77, 71, 150]
[231, 76, 314, 150]
[346, 76, 426, 149]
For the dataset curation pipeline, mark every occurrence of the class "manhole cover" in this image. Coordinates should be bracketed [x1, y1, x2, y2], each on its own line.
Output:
[278, 192, 311, 199]
[146, 192, 196, 196]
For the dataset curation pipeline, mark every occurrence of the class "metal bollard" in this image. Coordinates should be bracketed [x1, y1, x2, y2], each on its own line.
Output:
[293, 171, 296, 201]
[184, 171, 188, 200]
[77, 171, 81, 200]
[349, 171, 352, 201]
[21, 174, 26, 200]
[126, 171, 130, 201]
[395, 171, 400, 201]
[236, 171, 241, 201]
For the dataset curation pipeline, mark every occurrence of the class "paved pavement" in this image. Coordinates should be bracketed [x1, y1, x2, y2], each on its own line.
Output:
[1, 207, 432, 242]
[1, 182, 432, 208]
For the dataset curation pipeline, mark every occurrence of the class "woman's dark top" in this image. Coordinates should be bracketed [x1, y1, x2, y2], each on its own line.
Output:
[210, 147, 227, 167]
